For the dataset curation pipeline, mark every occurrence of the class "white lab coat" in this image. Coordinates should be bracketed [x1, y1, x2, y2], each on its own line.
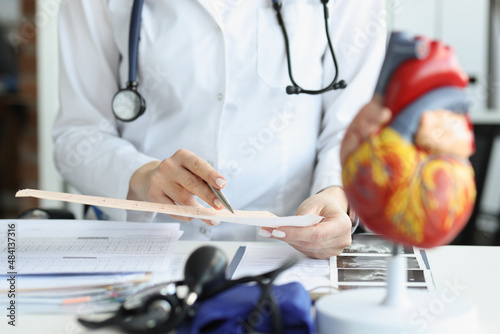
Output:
[53, 0, 386, 240]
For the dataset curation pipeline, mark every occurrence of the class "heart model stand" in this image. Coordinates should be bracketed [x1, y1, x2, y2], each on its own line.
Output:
[316, 245, 477, 334]
[315, 243, 478, 334]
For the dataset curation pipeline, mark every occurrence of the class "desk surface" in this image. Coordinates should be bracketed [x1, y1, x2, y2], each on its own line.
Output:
[2, 242, 499, 334]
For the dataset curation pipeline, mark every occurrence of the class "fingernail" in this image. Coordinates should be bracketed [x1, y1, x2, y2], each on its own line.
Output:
[211, 220, 220, 226]
[258, 229, 272, 238]
[214, 199, 222, 208]
[215, 178, 226, 188]
[272, 230, 286, 238]
[381, 108, 392, 122]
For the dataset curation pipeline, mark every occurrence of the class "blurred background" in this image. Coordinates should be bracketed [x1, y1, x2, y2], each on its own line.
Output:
[0, 0, 499, 245]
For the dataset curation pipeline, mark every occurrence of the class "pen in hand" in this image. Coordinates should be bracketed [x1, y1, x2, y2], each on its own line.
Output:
[206, 160, 234, 214]
[208, 183, 234, 214]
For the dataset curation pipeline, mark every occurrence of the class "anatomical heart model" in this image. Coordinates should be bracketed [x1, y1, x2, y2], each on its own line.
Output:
[341, 32, 476, 248]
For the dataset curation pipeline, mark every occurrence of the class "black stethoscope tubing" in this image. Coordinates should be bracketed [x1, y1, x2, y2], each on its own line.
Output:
[128, 0, 143, 85]
[112, 0, 347, 122]
[272, 0, 346, 95]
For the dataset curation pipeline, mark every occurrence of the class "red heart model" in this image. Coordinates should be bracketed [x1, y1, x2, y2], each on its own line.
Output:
[341, 33, 476, 248]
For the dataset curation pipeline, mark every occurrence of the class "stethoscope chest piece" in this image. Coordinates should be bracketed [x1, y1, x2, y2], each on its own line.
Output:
[112, 0, 146, 122]
[112, 82, 146, 122]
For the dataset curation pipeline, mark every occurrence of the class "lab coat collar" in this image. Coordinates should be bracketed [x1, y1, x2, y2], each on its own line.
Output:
[196, 0, 245, 30]
[196, 0, 224, 30]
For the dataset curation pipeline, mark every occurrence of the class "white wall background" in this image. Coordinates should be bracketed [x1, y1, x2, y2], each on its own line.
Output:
[37, 0, 62, 205]
[36, 0, 82, 217]
[387, 0, 495, 113]
[0, 0, 21, 26]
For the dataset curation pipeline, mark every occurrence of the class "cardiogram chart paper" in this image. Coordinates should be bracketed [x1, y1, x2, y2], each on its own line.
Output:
[15, 189, 323, 228]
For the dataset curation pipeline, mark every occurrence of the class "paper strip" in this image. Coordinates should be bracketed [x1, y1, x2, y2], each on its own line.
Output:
[15, 189, 323, 228]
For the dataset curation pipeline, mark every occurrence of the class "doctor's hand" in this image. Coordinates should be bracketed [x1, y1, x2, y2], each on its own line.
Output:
[259, 187, 352, 259]
[127, 149, 226, 225]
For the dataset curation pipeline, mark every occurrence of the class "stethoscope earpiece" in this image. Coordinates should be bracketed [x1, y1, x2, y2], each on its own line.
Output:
[333, 80, 347, 90]
[286, 85, 301, 94]
[287, 79, 347, 95]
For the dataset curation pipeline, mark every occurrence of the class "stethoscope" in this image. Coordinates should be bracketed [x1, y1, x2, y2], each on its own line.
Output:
[78, 245, 298, 334]
[112, 0, 347, 122]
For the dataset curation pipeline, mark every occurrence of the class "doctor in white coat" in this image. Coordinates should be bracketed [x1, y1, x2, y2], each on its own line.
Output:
[53, 0, 386, 259]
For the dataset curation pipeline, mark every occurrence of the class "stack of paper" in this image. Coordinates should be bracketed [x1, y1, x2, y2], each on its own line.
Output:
[0, 220, 182, 314]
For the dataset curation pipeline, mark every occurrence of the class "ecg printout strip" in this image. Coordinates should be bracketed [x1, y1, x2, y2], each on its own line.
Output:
[0, 220, 182, 274]
[16, 189, 323, 228]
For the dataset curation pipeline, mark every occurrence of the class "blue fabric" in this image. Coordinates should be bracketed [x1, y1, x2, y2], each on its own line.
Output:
[178, 282, 315, 334]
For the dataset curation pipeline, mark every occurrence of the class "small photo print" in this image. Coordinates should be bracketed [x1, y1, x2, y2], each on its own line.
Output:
[407, 269, 426, 283]
[337, 269, 386, 282]
[337, 284, 428, 291]
[343, 234, 414, 255]
[337, 285, 384, 291]
[337, 256, 421, 269]
[337, 269, 426, 283]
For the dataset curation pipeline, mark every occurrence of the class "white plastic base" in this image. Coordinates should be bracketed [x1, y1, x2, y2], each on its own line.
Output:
[316, 288, 478, 334]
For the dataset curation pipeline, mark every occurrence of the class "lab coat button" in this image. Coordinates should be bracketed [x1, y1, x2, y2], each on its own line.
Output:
[217, 93, 224, 101]
[200, 227, 207, 234]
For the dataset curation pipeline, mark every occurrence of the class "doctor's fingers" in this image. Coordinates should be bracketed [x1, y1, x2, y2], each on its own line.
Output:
[171, 149, 227, 190]
[274, 219, 352, 259]
[173, 167, 224, 210]
[154, 158, 223, 210]
[340, 103, 392, 164]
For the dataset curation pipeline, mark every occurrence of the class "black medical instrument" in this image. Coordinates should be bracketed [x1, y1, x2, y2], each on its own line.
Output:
[111, 0, 146, 122]
[111, 0, 347, 122]
[78, 245, 298, 334]
[271, 0, 347, 95]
